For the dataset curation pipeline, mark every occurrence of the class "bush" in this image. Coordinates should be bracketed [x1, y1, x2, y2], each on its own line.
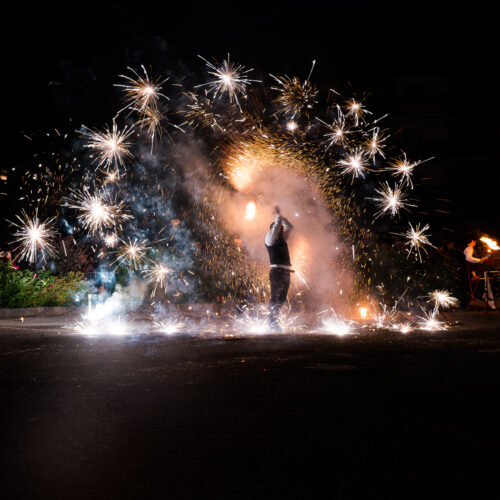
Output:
[0, 263, 86, 308]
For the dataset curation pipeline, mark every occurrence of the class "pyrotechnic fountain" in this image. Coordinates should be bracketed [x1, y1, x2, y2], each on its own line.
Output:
[8, 54, 461, 335]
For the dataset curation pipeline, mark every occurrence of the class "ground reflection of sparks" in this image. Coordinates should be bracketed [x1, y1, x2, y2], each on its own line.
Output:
[417, 308, 446, 331]
[315, 309, 355, 336]
[154, 319, 187, 335]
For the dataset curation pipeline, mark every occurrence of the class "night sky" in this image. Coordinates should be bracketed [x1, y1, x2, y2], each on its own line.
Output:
[2, 1, 499, 245]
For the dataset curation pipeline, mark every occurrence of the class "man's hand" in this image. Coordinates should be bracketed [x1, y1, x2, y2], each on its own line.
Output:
[481, 256, 490, 262]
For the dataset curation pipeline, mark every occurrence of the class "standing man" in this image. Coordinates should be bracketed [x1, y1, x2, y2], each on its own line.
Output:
[265, 206, 294, 329]
[464, 239, 496, 310]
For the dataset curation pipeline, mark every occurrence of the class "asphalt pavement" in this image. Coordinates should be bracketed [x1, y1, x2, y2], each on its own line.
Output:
[1, 312, 500, 499]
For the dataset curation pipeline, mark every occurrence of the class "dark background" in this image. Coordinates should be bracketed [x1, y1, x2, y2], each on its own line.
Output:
[2, 1, 499, 245]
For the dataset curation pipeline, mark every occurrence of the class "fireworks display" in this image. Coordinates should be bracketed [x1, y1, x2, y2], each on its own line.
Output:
[6, 53, 467, 337]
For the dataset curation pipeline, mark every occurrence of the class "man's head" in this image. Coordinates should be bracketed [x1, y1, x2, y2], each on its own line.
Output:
[468, 240, 476, 248]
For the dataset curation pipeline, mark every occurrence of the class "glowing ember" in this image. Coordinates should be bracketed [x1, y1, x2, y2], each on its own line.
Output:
[359, 307, 368, 319]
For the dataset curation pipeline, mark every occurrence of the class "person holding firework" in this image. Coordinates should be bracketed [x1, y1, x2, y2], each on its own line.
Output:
[265, 206, 294, 329]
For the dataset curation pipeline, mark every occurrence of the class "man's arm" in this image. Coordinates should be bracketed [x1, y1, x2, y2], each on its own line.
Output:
[265, 214, 283, 246]
[281, 216, 294, 240]
[464, 247, 482, 264]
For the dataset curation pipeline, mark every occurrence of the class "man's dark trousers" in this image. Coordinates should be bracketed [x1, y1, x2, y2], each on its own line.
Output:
[269, 267, 290, 325]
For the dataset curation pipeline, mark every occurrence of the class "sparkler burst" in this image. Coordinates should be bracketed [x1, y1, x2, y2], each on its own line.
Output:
[154, 319, 187, 335]
[197, 54, 258, 110]
[315, 309, 355, 336]
[9, 209, 58, 263]
[387, 154, 433, 188]
[338, 148, 370, 180]
[135, 106, 163, 144]
[65, 188, 131, 234]
[345, 98, 370, 126]
[115, 238, 149, 270]
[397, 222, 435, 262]
[417, 308, 446, 331]
[372, 182, 413, 218]
[116, 65, 168, 114]
[270, 62, 318, 118]
[143, 261, 172, 296]
[392, 322, 413, 334]
[80, 122, 134, 168]
[370, 303, 397, 329]
[317, 107, 350, 148]
[364, 128, 388, 160]
[103, 233, 119, 248]
[183, 90, 223, 131]
[428, 290, 459, 309]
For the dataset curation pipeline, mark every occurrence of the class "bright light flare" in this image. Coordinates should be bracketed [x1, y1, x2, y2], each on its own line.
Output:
[154, 319, 187, 335]
[245, 201, 257, 220]
[480, 236, 499, 251]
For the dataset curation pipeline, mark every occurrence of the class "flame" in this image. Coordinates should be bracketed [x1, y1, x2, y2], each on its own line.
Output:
[359, 307, 368, 319]
[480, 236, 499, 251]
[245, 201, 256, 220]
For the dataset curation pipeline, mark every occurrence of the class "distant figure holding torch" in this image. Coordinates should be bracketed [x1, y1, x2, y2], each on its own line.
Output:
[265, 206, 294, 329]
[464, 239, 496, 310]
